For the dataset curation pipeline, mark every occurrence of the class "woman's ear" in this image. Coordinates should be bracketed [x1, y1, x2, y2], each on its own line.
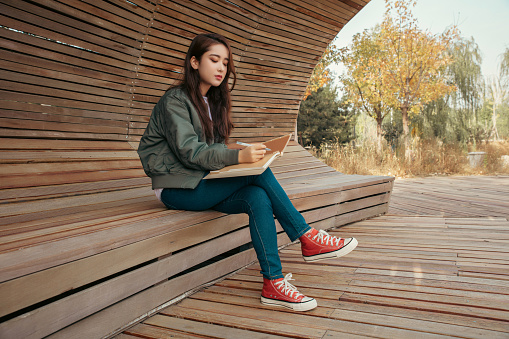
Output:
[190, 56, 199, 70]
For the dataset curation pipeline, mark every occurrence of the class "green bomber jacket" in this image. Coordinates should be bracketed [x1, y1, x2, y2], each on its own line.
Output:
[137, 86, 239, 189]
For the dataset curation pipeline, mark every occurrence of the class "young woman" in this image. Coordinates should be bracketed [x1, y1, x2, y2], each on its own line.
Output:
[137, 33, 358, 312]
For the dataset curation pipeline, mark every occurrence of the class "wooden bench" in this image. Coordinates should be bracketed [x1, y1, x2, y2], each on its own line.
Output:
[0, 0, 389, 337]
[0, 139, 392, 338]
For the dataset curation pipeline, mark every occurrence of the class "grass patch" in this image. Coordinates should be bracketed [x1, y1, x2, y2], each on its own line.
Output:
[312, 139, 509, 178]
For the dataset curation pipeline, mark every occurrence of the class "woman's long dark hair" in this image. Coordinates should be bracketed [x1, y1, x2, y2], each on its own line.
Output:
[170, 33, 236, 144]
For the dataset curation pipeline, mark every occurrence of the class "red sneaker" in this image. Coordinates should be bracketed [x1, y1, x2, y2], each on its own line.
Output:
[300, 228, 358, 262]
[260, 273, 317, 311]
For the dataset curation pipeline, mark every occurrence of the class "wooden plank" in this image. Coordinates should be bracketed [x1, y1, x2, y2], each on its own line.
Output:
[138, 315, 288, 339]
[333, 300, 509, 334]
[190, 282, 508, 338]
[12, 0, 146, 38]
[0, 151, 138, 162]
[0, 80, 129, 109]
[160, 298, 445, 339]
[340, 293, 509, 322]
[0, 51, 131, 93]
[161, 301, 326, 339]
[0, 67, 130, 101]
[44, 250, 257, 339]
[107, 0, 156, 17]
[0, 160, 141, 176]
[0, 98, 128, 123]
[0, 10, 140, 63]
[346, 279, 509, 303]
[154, 4, 248, 45]
[0, 29, 134, 75]
[0, 207, 166, 251]
[125, 322, 231, 339]
[275, 0, 349, 29]
[0, 168, 362, 223]
[77, 0, 152, 27]
[0, 222, 251, 322]
[170, 0, 254, 37]
[114, 334, 141, 339]
[1, 186, 150, 217]
[0, 110, 126, 130]
[0, 208, 238, 281]
[0, 138, 133, 150]
[0, 177, 150, 202]
[387, 176, 509, 218]
[0, 128, 128, 142]
[0, 117, 127, 137]
[284, 176, 394, 199]
[0, 168, 144, 189]
[322, 330, 370, 339]
[330, 308, 507, 338]
[0, 199, 160, 236]
[0, 90, 129, 115]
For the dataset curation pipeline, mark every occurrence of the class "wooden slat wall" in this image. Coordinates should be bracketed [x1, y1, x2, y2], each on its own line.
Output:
[0, 0, 151, 141]
[0, 0, 367, 194]
[0, 0, 157, 197]
[0, 0, 365, 141]
[1, 0, 366, 144]
[128, 0, 366, 141]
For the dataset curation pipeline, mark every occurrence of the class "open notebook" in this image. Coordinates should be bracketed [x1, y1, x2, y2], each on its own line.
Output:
[204, 134, 292, 179]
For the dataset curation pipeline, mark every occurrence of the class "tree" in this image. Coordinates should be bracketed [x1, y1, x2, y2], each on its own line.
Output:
[500, 47, 509, 79]
[486, 49, 509, 141]
[500, 48, 509, 138]
[340, 26, 393, 151]
[446, 36, 486, 144]
[405, 37, 490, 146]
[381, 0, 459, 155]
[488, 47, 509, 140]
[448, 37, 483, 115]
[304, 42, 342, 100]
[297, 85, 355, 147]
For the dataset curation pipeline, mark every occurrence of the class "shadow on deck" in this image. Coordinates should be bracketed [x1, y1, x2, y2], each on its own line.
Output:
[118, 176, 509, 339]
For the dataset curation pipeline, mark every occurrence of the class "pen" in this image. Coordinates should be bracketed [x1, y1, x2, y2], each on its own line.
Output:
[236, 141, 271, 151]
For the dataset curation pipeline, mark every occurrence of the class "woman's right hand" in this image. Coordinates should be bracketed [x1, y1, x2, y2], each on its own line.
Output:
[238, 144, 267, 163]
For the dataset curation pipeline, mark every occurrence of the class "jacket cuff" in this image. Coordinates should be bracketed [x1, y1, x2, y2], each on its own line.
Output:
[224, 149, 239, 166]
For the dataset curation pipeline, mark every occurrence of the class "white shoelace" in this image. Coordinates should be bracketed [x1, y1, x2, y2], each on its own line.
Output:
[274, 273, 304, 299]
[313, 230, 342, 246]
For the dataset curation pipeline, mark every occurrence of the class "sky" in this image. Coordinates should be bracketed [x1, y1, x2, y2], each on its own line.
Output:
[330, 0, 509, 85]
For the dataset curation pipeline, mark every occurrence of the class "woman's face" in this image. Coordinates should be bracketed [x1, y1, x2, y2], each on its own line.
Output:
[191, 43, 229, 95]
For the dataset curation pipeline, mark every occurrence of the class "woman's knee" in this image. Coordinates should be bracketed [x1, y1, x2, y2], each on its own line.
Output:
[260, 167, 274, 179]
[256, 168, 279, 187]
[242, 186, 272, 212]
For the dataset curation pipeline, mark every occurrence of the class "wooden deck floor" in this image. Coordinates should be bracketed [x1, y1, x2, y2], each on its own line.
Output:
[117, 176, 509, 339]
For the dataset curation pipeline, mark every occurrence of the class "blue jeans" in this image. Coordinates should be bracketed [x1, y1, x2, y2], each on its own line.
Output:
[160, 168, 311, 279]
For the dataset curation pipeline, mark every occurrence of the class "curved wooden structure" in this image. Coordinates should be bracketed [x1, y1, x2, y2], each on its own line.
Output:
[1, 0, 367, 144]
[0, 1, 393, 338]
